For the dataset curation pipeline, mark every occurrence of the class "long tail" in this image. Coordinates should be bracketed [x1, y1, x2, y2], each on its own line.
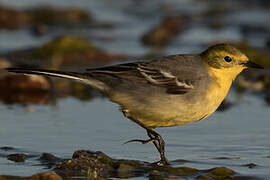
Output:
[6, 68, 107, 92]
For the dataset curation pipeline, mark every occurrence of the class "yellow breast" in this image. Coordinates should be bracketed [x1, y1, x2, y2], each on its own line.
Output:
[205, 66, 235, 116]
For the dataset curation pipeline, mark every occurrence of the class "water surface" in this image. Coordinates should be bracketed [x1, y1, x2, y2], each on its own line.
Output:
[1, 91, 270, 179]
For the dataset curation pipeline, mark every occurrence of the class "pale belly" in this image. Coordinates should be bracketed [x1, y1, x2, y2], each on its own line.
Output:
[122, 97, 223, 128]
[118, 81, 231, 128]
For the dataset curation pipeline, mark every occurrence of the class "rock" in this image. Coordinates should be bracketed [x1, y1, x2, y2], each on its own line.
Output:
[243, 163, 257, 169]
[39, 153, 60, 165]
[30, 172, 62, 180]
[149, 170, 163, 180]
[33, 36, 126, 67]
[117, 163, 136, 178]
[1, 36, 126, 103]
[0, 74, 51, 91]
[0, 146, 15, 151]
[0, 74, 52, 104]
[0, 149, 258, 179]
[197, 167, 235, 180]
[142, 16, 189, 47]
[0, 89, 50, 105]
[55, 149, 254, 179]
[209, 167, 235, 176]
[27, 7, 91, 26]
[7, 153, 27, 162]
[0, 74, 51, 104]
[0, 5, 91, 30]
[55, 150, 114, 177]
[0, 5, 29, 30]
[0, 175, 26, 180]
[0, 172, 62, 180]
[55, 150, 147, 178]
[0, 64, 96, 105]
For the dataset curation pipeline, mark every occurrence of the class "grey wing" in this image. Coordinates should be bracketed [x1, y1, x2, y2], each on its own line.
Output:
[137, 63, 194, 94]
[87, 55, 201, 94]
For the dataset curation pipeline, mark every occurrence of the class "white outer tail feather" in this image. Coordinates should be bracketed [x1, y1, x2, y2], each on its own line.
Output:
[6, 68, 107, 92]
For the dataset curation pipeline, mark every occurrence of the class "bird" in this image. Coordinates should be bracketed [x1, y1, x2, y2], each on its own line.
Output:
[6, 43, 263, 166]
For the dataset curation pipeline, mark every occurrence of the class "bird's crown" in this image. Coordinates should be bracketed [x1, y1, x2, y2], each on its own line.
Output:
[200, 43, 248, 69]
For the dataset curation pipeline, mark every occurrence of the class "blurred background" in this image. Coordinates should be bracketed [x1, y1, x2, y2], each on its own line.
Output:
[0, 0, 270, 179]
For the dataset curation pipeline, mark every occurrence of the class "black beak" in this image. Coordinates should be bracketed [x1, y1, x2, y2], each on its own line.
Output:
[244, 61, 264, 69]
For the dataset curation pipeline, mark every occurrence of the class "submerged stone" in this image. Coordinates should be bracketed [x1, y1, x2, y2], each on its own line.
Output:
[7, 153, 27, 162]
[142, 16, 189, 47]
[197, 167, 235, 180]
[243, 163, 257, 169]
[0, 149, 260, 179]
[0, 146, 15, 151]
[53, 149, 257, 179]
[39, 153, 61, 166]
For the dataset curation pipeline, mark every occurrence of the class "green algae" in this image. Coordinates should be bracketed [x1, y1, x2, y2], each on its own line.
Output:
[34, 36, 99, 60]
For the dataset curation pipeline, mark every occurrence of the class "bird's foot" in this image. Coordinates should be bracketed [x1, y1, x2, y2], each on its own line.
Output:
[123, 128, 170, 167]
[151, 158, 170, 166]
[123, 138, 155, 145]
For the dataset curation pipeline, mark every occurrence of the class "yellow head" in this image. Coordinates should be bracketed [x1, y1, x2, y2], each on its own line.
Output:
[200, 43, 263, 80]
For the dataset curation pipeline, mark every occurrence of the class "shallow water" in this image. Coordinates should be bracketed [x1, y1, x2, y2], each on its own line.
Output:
[0, 0, 270, 179]
[1, 90, 270, 179]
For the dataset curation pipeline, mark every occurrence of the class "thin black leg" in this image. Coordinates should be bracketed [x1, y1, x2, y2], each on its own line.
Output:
[124, 127, 169, 166]
[146, 129, 169, 166]
[121, 110, 169, 165]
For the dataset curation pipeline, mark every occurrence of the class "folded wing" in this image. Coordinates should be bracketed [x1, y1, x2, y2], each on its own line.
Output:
[87, 60, 196, 94]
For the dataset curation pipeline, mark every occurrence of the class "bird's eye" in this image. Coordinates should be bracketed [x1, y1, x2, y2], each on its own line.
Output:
[224, 56, 232, 62]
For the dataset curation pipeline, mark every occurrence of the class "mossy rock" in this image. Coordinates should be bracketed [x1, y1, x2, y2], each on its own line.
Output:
[0, 149, 259, 179]
[55, 149, 247, 179]
[198, 167, 235, 180]
[33, 36, 126, 67]
[34, 36, 99, 60]
[153, 166, 198, 176]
